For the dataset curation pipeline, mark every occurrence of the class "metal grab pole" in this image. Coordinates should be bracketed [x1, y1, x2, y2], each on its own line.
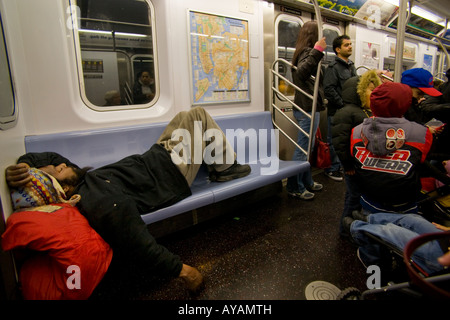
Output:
[309, 0, 323, 162]
[394, 0, 408, 82]
[437, 39, 450, 71]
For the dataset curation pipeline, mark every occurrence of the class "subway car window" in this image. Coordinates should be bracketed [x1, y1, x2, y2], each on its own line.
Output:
[0, 13, 16, 130]
[323, 28, 339, 65]
[276, 17, 302, 97]
[71, 0, 157, 109]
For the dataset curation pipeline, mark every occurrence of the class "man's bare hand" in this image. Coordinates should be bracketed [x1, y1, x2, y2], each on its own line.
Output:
[5, 163, 31, 188]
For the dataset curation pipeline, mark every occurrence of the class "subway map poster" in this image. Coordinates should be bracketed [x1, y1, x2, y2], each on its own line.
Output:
[189, 11, 250, 105]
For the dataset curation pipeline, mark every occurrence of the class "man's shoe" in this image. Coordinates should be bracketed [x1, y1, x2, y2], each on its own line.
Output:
[210, 161, 251, 182]
[288, 189, 315, 200]
[325, 171, 343, 181]
[179, 264, 204, 293]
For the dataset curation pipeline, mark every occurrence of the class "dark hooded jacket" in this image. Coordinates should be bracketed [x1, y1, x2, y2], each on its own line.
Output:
[323, 56, 357, 116]
[332, 76, 372, 172]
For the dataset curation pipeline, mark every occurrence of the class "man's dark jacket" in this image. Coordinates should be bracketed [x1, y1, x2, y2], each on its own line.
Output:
[323, 56, 356, 116]
[17, 144, 191, 277]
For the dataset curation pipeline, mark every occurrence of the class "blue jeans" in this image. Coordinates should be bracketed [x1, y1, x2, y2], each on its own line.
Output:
[324, 115, 341, 173]
[287, 110, 320, 193]
[351, 213, 445, 275]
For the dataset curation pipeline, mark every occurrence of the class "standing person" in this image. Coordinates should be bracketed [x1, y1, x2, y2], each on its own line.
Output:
[286, 21, 326, 200]
[323, 35, 357, 181]
[5, 107, 251, 293]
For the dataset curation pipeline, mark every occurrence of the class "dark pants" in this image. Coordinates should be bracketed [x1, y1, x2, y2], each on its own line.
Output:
[339, 173, 361, 236]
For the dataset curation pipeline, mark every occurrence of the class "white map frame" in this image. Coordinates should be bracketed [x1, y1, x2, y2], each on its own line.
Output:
[187, 10, 251, 106]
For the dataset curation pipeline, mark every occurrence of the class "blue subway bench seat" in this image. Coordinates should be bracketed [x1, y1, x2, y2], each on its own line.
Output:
[24, 111, 309, 225]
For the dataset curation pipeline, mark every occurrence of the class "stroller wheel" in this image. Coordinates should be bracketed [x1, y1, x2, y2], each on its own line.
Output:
[336, 287, 362, 300]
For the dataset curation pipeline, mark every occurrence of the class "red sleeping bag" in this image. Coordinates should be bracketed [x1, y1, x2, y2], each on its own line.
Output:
[1, 203, 112, 300]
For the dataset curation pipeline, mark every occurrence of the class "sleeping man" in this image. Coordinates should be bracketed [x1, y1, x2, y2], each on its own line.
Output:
[5, 107, 251, 292]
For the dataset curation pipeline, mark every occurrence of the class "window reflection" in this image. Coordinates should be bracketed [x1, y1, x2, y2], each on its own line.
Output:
[71, 0, 157, 108]
[323, 28, 339, 64]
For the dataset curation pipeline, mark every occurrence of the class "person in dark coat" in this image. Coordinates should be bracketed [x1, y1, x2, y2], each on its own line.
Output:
[5, 107, 251, 292]
[332, 69, 381, 237]
[421, 68, 450, 157]
[323, 35, 356, 117]
[333, 70, 381, 174]
[322, 35, 357, 181]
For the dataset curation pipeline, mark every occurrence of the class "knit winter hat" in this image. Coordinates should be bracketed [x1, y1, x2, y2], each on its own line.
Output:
[370, 82, 412, 118]
[10, 168, 80, 211]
